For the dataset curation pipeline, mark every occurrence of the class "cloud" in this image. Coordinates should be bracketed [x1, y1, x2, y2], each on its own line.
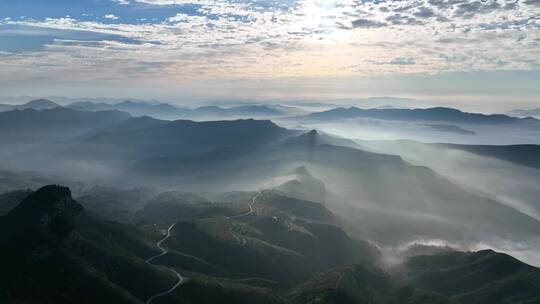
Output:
[523, 0, 540, 7]
[453, 1, 501, 19]
[103, 14, 119, 20]
[0, 0, 538, 90]
[390, 57, 417, 65]
[351, 18, 387, 28]
[111, 0, 131, 5]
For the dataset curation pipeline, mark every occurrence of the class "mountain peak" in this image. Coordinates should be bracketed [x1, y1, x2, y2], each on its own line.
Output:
[293, 165, 310, 176]
[119, 99, 137, 105]
[9, 185, 83, 241]
[285, 129, 321, 146]
[28, 185, 71, 203]
[19, 99, 60, 110]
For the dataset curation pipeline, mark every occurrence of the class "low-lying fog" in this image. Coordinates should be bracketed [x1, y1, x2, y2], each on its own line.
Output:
[280, 118, 540, 145]
[2, 109, 540, 268]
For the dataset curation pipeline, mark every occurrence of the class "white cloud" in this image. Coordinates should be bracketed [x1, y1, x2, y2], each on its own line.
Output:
[103, 14, 119, 20]
[0, 0, 539, 88]
[111, 0, 131, 5]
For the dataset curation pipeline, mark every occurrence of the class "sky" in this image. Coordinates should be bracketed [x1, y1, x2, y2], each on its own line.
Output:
[0, 0, 539, 110]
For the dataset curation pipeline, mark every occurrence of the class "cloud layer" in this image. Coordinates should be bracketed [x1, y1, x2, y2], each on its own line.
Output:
[0, 0, 538, 100]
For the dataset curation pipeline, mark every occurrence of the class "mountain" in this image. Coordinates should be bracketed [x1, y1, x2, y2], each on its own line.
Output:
[0, 99, 61, 112]
[0, 104, 14, 112]
[402, 249, 540, 304]
[134, 130, 540, 249]
[306, 107, 537, 125]
[88, 115, 169, 135]
[358, 139, 540, 170]
[76, 185, 158, 223]
[194, 105, 282, 117]
[420, 124, 476, 135]
[0, 189, 32, 215]
[438, 143, 540, 169]
[137, 189, 380, 284]
[357, 139, 540, 226]
[285, 129, 360, 148]
[67, 101, 115, 112]
[508, 108, 540, 118]
[275, 165, 327, 203]
[288, 247, 540, 304]
[2, 184, 540, 304]
[16, 99, 61, 110]
[0, 185, 180, 303]
[67, 100, 188, 120]
[288, 264, 454, 304]
[81, 119, 295, 159]
[67, 100, 285, 120]
[135, 191, 212, 224]
[114, 100, 186, 119]
[0, 107, 131, 143]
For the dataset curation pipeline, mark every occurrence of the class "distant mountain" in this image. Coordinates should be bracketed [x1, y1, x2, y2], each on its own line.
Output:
[67, 101, 115, 112]
[0, 104, 14, 112]
[0, 107, 131, 143]
[0, 99, 61, 112]
[115, 100, 186, 118]
[68, 100, 189, 120]
[90, 115, 169, 134]
[0, 185, 178, 303]
[306, 106, 537, 125]
[194, 105, 282, 117]
[438, 143, 540, 170]
[67, 100, 285, 120]
[508, 108, 540, 118]
[420, 124, 476, 135]
[357, 138, 540, 229]
[16, 99, 61, 110]
[82, 119, 295, 158]
[0, 107, 129, 130]
[360, 139, 540, 170]
[285, 129, 360, 148]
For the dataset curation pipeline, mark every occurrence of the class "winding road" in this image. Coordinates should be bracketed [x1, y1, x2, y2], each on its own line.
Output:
[145, 192, 261, 303]
[219, 192, 260, 245]
[145, 223, 184, 304]
[217, 192, 260, 222]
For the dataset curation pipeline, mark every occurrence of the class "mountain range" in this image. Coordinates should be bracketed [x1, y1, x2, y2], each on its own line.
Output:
[1, 183, 539, 304]
[306, 106, 540, 126]
[0, 99, 61, 112]
[0, 98, 287, 120]
[68, 100, 285, 120]
[508, 108, 540, 118]
[7, 98, 540, 129]
[1, 108, 539, 247]
[1, 102, 540, 303]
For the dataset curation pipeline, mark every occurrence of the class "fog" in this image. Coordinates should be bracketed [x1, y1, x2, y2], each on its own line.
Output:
[358, 141, 540, 222]
[1, 109, 540, 268]
[284, 118, 540, 145]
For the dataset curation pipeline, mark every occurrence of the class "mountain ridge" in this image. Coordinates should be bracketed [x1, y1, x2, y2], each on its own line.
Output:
[306, 106, 538, 125]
